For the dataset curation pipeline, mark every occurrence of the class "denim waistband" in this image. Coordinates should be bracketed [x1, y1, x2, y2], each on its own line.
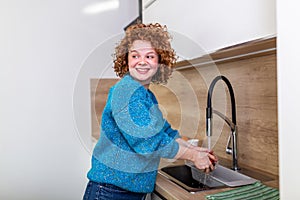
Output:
[84, 180, 147, 200]
[97, 182, 127, 191]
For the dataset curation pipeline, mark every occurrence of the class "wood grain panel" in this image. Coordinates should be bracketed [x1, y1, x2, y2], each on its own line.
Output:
[211, 54, 278, 175]
[150, 38, 278, 175]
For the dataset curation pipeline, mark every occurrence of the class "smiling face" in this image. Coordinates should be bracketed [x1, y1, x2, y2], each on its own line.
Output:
[128, 40, 159, 87]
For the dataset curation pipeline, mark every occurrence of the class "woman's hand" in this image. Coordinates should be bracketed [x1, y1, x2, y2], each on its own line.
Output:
[175, 138, 218, 172]
[191, 147, 218, 173]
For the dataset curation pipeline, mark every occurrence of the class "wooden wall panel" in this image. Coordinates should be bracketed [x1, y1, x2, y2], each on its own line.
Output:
[150, 38, 278, 175]
[211, 54, 278, 175]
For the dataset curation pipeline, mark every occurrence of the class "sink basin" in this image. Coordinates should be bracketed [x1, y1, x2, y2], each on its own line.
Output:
[159, 163, 273, 193]
[159, 165, 226, 193]
[190, 164, 257, 187]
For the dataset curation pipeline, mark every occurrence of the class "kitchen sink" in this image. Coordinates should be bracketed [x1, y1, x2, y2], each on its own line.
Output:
[159, 163, 274, 193]
[159, 164, 226, 193]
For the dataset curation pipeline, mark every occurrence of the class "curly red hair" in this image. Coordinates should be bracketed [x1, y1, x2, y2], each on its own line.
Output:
[113, 23, 177, 84]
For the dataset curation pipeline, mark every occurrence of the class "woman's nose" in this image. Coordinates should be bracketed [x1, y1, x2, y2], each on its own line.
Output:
[138, 57, 147, 65]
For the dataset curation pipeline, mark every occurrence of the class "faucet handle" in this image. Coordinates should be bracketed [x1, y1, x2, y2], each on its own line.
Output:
[226, 135, 232, 154]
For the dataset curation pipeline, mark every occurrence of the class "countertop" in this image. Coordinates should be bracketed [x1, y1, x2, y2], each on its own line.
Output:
[155, 160, 279, 200]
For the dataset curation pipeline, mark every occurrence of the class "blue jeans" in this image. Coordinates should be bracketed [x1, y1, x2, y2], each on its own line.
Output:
[83, 181, 147, 200]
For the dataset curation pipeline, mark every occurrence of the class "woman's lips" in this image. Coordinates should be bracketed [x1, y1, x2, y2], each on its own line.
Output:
[136, 68, 150, 74]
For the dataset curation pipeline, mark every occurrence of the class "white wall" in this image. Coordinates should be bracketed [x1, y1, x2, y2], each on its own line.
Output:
[143, 0, 276, 57]
[277, 0, 300, 198]
[0, 1, 137, 199]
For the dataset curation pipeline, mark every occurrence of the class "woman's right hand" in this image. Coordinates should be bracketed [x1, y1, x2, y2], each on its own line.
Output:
[174, 138, 218, 172]
[192, 147, 218, 173]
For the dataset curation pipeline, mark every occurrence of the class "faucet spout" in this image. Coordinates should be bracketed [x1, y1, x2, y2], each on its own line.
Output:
[206, 75, 240, 171]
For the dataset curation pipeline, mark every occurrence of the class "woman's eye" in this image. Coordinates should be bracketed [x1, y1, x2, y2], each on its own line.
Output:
[147, 55, 156, 59]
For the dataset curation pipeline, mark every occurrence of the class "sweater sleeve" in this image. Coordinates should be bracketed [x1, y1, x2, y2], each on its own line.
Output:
[111, 84, 179, 159]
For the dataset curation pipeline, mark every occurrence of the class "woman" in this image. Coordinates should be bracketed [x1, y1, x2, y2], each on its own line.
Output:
[83, 23, 217, 200]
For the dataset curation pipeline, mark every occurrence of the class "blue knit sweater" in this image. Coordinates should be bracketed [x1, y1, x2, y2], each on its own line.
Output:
[87, 74, 180, 193]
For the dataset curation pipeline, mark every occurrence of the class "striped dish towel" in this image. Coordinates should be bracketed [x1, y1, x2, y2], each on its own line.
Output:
[205, 182, 279, 200]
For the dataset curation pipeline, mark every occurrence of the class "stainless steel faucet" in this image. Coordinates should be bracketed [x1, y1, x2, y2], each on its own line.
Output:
[206, 75, 240, 171]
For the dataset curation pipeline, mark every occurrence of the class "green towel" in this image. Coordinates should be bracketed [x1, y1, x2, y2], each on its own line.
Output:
[206, 182, 279, 200]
